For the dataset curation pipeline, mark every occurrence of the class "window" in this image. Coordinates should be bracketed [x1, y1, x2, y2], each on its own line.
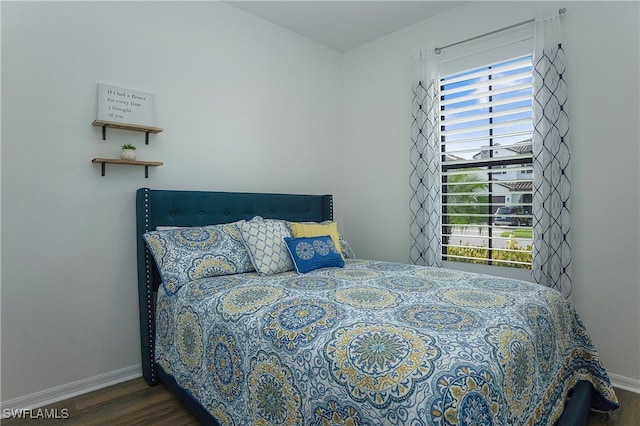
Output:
[440, 55, 533, 269]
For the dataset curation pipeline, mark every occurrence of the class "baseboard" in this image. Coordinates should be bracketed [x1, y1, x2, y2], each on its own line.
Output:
[0, 364, 141, 413]
[610, 373, 640, 395]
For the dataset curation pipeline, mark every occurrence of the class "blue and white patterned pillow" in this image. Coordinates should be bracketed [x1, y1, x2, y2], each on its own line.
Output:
[284, 235, 345, 273]
[339, 238, 356, 259]
[237, 216, 294, 276]
[143, 223, 254, 295]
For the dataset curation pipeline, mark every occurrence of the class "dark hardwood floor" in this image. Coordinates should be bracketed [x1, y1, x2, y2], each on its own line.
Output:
[2, 377, 637, 425]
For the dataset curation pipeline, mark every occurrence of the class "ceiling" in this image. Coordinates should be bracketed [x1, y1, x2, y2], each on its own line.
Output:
[224, 1, 466, 53]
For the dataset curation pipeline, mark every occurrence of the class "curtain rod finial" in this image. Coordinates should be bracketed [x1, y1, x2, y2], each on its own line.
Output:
[434, 47, 441, 55]
[559, 7, 566, 15]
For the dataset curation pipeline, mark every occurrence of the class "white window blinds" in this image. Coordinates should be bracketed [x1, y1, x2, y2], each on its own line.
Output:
[440, 54, 534, 269]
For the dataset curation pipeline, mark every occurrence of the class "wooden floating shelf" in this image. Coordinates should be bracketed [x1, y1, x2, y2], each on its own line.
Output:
[92, 120, 163, 144]
[92, 158, 163, 178]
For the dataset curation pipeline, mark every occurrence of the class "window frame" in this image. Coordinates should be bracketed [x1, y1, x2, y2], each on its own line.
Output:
[438, 55, 534, 276]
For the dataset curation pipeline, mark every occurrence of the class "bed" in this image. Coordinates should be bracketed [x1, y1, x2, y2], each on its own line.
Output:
[135, 188, 619, 425]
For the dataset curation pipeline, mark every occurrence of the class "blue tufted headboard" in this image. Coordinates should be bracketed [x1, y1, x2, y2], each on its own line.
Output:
[135, 188, 333, 386]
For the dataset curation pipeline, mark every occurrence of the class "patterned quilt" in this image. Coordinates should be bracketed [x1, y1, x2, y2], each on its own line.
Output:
[155, 259, 618, 425]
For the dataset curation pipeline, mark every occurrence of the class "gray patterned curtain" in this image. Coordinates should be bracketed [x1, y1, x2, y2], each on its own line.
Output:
[410, 53, 442, 267]
[532, 15, 571, 297]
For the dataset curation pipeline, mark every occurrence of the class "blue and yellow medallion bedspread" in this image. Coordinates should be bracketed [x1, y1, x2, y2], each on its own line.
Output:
[155, 259, 618, 425]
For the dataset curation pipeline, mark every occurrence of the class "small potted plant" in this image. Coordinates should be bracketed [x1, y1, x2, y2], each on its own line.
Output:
[120, 144, 137, 160]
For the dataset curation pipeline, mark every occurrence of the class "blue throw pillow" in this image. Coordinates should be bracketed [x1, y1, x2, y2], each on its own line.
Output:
[284, 235, 345, 274]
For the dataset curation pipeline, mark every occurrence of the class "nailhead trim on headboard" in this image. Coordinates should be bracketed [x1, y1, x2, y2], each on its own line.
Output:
[142, 188, 157, 383]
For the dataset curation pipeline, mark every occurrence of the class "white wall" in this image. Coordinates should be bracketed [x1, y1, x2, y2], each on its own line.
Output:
[1, 1, 342, 402]
[341, 0, 640, 388]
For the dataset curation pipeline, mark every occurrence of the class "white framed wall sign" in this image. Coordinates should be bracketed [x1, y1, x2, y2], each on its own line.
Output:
[96, 83, 157, 127]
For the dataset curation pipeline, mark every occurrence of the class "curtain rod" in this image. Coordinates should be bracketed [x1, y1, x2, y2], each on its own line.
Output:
[434, 8, 566, 54]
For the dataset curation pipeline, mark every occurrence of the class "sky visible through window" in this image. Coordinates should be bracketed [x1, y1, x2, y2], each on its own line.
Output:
[440, 55, 533, 159]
